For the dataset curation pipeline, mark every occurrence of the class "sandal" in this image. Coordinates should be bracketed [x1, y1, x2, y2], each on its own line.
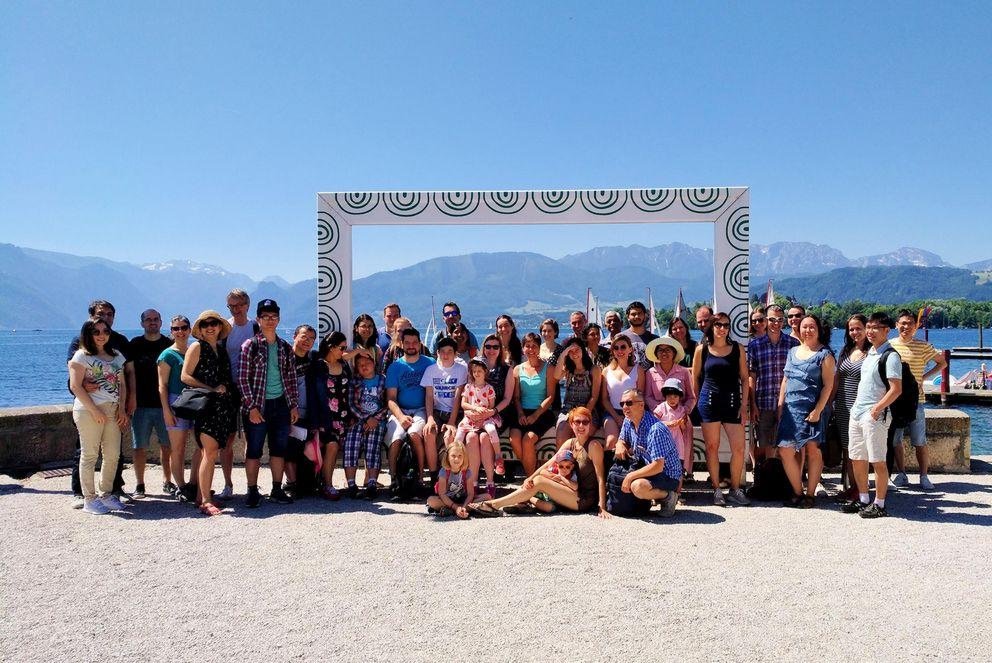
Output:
[199, 502, 222, 516]
[800, 495, 816, 509]
[783, 494, 804, 508]
[466, 501, 503, 518]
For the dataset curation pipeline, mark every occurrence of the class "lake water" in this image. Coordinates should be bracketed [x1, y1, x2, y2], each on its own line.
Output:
[1, 326, 989, 453]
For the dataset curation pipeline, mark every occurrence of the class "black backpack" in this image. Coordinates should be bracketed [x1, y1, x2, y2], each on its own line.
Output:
[878, 349, 919, 428]
[606, 457, 652, 517]
[745, 457, 792, 501]
[393, 435, 421, 500]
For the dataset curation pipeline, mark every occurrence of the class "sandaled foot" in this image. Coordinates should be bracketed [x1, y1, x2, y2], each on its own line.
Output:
[467, 501, 503, 517]
[200, 502, 223, 516]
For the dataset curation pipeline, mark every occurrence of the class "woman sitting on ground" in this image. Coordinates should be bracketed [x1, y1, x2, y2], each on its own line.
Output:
[667, 317, 697, 368]
[552, 337, 602, 448]
[468, 406, 609, 519]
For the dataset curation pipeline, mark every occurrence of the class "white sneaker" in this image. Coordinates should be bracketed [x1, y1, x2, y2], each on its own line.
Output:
[713, 488, 726, 506]
[82, 497, 110, 515]
[100, 494, 126, 511]
[71, 495, 85, 510]
[727, 488, 751, 506]
[892, 473, 909, 487]
[920, 475, 936, 490]
[218, 485, 234, 500]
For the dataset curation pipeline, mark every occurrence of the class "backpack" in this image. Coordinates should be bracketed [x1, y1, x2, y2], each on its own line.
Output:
[745, 457, 792, 501]
[393, 435, 421, 501]
[606, 456, 652, 517]
[878, 349, 919, 428]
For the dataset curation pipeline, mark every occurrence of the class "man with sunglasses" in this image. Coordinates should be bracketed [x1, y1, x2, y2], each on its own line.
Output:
[614, 389, 682, 517]
[125, 309, 173, 498]
[431, 301, 480, 355]
[747, 304, 799, 461]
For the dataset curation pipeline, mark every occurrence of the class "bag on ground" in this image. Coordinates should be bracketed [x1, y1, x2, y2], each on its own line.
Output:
[746, 457, 792, 501]
[606, 456, 651, 517]
[394, 435, 420, 500]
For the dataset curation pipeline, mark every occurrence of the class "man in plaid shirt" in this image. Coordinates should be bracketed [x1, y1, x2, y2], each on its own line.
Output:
[238, 298, 300, 507]
[747, 304, 799, 462]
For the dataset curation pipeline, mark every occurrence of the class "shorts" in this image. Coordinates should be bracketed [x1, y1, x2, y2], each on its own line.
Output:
[166, 394, 193, 432]
[131, 406, 169, 449]
[698, 389, 741, 424]
[848, 411, 891, 463]
[386, 407, 427, 444]
[891, 403, 927, 447]
[753, 409, 778, 447]
[647, 473, 681, 493]
[432, 409, 452, 426]
[514, 408, 557, 436]
[244, 398, 291, 460]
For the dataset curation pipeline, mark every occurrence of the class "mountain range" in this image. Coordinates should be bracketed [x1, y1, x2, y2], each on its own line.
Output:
[1, 241, 989, 330]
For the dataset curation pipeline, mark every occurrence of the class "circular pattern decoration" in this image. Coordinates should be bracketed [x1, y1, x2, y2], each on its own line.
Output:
[727, 302, 750, 340]
[680, 188, 730, 214]
[725, 206, 749, 251]
[484, 191, 527, 215]
[384, 192, 430, 217]
[531, 190, 577, 214]
[334, 192, 379, 215]
[433, 191, 480, 217]
[632, 188, 677, 213]
[318, 303, 342, 336]
[722, 253, 749, 299]
[317, 211, 340, 253]
[580, 189, 628, 216]
[318, 257, 343, 301]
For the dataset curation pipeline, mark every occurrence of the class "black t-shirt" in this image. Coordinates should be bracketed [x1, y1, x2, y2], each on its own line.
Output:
[128, 335, 173, 408]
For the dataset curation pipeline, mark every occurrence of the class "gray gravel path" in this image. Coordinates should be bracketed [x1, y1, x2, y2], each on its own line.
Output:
[2, 461, 991, 662]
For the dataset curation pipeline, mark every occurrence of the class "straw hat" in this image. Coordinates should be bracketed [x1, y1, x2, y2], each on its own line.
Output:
[191, 310, 232, 340]
[645, 335, 685, 364]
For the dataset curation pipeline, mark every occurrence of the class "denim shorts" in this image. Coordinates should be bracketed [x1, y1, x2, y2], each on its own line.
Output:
[166, 394, 193, 432]
[647, 473, 681, 492]
[132, 406, 169, 449]
[244, 398, 292, 460]
[891, 403, 927, 447]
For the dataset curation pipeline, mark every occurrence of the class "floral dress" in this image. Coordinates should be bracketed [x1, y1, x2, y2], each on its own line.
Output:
[323, 363, 354, 442]
[191, 341, 238, 444]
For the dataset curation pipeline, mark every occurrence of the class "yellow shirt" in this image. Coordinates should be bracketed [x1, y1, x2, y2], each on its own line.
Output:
[889, 337, 939, 403]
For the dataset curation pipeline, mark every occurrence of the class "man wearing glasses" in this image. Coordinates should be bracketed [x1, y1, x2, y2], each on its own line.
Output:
[747, 304, 799, 462]
[220, 288, 259, 499]
[431, 301, 480, 355]
[237, 298, 300, 507]
[614, 389, 683, 517]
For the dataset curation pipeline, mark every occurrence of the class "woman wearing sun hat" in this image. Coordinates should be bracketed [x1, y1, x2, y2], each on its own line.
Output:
[644, 336, 697, 478]
[180, 310, 238, 515]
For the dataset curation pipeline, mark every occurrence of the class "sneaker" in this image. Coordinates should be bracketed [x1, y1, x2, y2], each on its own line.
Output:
[345, 484, 359, 499]
[726, 488, 751, 506]
[365, 482, 379, 500]
[162, 482, 178, 497]
[660, 490, 679, 518]
[269, 486, 293, 504]
[100, 494, 126, 511]
[892, 473, 909, 487]
[82, 497, 110, 515]
[322, 485, 341, 501]
[433, 506, 454, 518]
[842, 499, 869, 514]
[245, 487, 262, 508]
[178, 484, 198, 503]
[713, 488, 726, 507]
[217, 485, 234, 500]
[71, 494, 85, 510]
[859, 503, 888, 519]
[920, 475, 936, 491]
[389, 484, 403, 502]
[113, 490, 133, 504]
[134, 484, 146, 499]
[282, 482, 297, 500]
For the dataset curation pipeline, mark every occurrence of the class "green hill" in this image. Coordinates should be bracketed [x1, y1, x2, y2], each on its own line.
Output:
[770, 266, 992, 304]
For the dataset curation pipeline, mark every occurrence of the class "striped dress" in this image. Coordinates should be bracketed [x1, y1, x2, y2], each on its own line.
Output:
[833, 351, 865, 449]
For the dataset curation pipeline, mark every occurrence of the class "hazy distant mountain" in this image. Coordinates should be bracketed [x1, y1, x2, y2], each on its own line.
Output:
[964, 258, 992, 271]
[750, 242, 852, 277]
[852, 247, 951, 268]
[771, 266, 992, 303]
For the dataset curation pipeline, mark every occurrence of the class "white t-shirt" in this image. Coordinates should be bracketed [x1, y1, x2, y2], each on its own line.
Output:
[226, 319, 256, 381]
[70, 349, 127, 410]
[420, 359, 468, 413]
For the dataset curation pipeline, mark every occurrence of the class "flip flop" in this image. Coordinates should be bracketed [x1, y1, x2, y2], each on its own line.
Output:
[200, 502, 223, 516]
[467, 501, 503, 518]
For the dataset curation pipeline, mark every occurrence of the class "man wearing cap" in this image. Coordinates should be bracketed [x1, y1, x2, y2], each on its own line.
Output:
[747, 305, 799, 462]
[644, 336, 697, 476]
[421, 336, 468, 480]
[614, 388, 683, 517]
[385, 327, 435, 497]
[220, 288, 259, 499]
[431, 301, 480, 354]
[237, 298, 300, 507]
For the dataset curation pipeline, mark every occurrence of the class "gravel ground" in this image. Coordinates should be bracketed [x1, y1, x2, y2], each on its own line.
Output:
[2, 460, 991, 662]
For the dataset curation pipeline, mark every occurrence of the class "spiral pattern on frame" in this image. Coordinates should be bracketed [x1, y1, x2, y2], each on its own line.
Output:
[728, 303, 750, 339]
[483, 191, 527, 215]
[679, 188, 730, 214]
[317, 211, 340, 253]
[723, 253, 749, 299]
[725, 206, 749, 251]
[531, 190, 577, 214]
[580, 189, 628, 216]
[384, 192, 430, 217]
[318, 302, 342, 336]
[433, 191, 480, 217]
[632, 188, 678, 213]
[334, 192, 379, 215]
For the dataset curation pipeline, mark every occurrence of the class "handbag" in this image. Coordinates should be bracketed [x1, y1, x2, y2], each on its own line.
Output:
[172, 387, 214, 420]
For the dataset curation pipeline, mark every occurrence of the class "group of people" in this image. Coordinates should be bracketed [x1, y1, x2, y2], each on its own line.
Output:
[66, 291, 945, 520]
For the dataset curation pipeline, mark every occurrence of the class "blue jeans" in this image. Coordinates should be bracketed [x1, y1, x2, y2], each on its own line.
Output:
[244, 398, 292, 460]
[891, 403, 927, 448]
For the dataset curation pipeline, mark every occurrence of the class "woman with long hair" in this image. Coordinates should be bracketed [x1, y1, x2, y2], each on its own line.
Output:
[351, 313, 382, 369]
[750, 306, 768, 339]
[495, 314, 523, 366]
[599, 335, 646, 452]
[667, 317, 697, 368]
[314, 331, 355, 500]
[581, 323, 612, 368]
[692, 312, 749, 507]
[469, 334, 516, 491]
[450, 321, 477, 363]
[552, 337, 602, 447]
[831, 313, 869, 499]
[157, 315, 201, 500]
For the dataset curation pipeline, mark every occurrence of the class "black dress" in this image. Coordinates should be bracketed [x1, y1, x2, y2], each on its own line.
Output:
[191, 342, 238, 447]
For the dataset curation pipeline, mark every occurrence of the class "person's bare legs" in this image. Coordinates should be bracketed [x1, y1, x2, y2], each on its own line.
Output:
[197, 434, 220, 505]
[465, 431, 482, 488]
[916, 445, 930, 476]
[159, 443, 172, 486]
[321, 442, 340, 487]
[133, 448, 147, 487]
[508, 429, 537, 477]
[702, 422, 723, 489]
[725, 423, 746, 491]
[221, 434, 236, 489]
[601, 418, 620, 451]
[479, 432, 495, 486]
[805, 444, 824, 497]
[479, 475, 579, 511]
[779, 446, 803, 496]
[555, 421, 573, 449]
[170, 429, 189, 487]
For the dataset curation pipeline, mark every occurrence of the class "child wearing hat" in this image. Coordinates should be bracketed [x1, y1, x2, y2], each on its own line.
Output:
[654, 377, 692, 475]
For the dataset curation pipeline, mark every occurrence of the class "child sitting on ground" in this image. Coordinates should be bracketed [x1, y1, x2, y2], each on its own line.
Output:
[527, 449, 579, 513]
[455, 359, 504, 478]
[653, 377, 692, 476]
[426, 440, 473, 519]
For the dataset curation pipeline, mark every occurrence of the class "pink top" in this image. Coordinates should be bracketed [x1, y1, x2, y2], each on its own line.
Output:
[644, 364, 697, 413]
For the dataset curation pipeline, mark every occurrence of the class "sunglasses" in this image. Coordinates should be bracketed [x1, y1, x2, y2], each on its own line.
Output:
[201, 319, 222, 328]
[767, 317, 785, 323]
[336, 344, 348, 351]
[787, 313, 803, 318]
[619, 400, 642, 407]
[613, 345, 630, 352]
[751, 317, 766, 323]
[443, 311, 460, 318]
[571, 419, 591, 426]
[171, 325, 190, 332]
[713, 322, 731, 329]
[483, 344, 501, 350]
[93, 329, 110, 336]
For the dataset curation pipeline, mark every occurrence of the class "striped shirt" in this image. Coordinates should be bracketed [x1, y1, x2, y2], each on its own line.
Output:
[889, 337, 939, 403]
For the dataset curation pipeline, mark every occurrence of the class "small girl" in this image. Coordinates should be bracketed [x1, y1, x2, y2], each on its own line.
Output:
[344, 352, 387, 499]
[427, 440, 473, 519]
[456, 359, 504, 475]
[528, 449, 578, 513]
[654, 377, 692, 474]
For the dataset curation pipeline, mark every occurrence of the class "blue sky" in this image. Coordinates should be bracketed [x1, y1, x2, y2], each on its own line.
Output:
[1, 1, 989, 282]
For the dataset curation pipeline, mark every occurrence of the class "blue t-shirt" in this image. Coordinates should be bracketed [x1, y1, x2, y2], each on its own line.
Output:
[385, 355, 435, 410]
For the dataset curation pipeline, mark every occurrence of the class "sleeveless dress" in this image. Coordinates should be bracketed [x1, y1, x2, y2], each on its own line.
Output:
[561, 371, 593, 414]
[777, 347, 832, 448]
[697, 342, 742, 424]
[565, 439, 600, 512]
[191, 342, 238, 446]
[486, 361, 515, 431]
[604, 364, 639, 409]
[834, 351, 865, 450]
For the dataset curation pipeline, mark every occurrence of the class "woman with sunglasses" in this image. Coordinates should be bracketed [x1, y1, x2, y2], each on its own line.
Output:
[180, 310, 238, 515]
[692, 312, 750, 506]
[750, 307, 768, 340]
[157, 315, 201, 500]
[69, 318, 129, 515]
[468, 406, 609, 519]
[464, 334, 515, 491]
[599, 336, 646, 452]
